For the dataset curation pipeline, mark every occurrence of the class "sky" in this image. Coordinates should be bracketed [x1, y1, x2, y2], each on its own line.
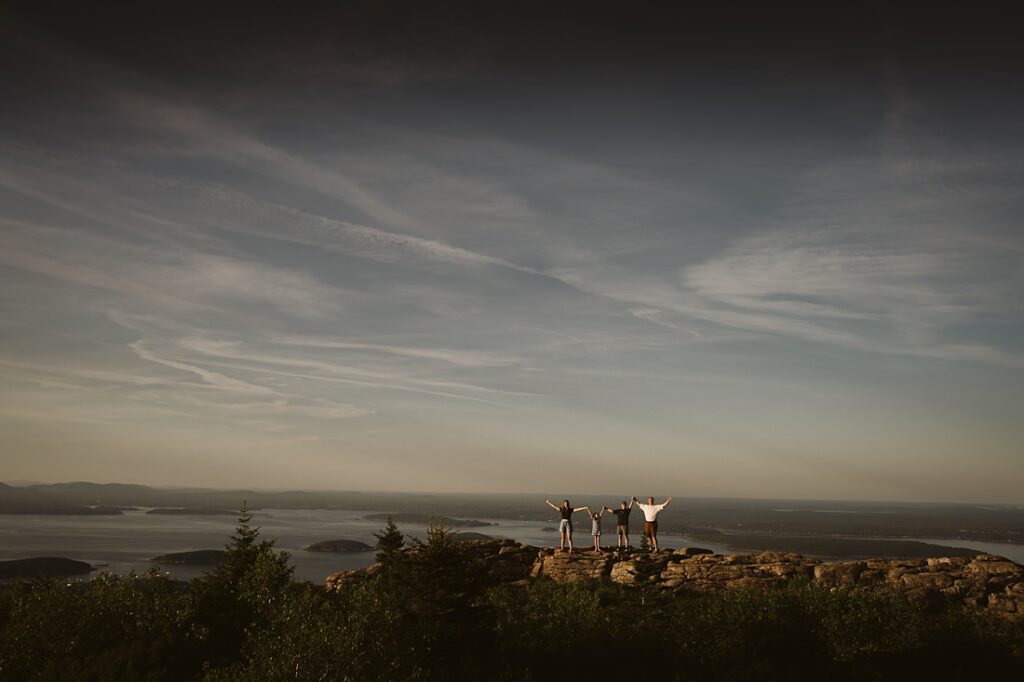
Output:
[1, 5, 1022, 501]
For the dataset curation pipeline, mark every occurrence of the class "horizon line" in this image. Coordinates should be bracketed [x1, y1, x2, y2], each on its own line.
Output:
[4, 480, 1023, 508]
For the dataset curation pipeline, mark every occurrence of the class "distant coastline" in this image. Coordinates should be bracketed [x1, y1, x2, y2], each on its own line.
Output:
[362, 512, 493, 528]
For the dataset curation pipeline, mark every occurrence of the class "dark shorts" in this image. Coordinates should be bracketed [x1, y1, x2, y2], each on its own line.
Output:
[644, 520, 658, 536]
[616, 525, 629, 535]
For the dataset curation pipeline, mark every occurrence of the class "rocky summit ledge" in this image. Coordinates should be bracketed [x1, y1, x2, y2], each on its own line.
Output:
[325, 540, 1024, 618]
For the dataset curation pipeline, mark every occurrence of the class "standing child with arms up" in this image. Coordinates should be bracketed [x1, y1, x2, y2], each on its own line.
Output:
[589, 507, 605, 553]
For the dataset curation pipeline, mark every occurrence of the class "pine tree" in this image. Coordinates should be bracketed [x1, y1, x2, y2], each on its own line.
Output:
[188, 502, 294, 670]
[405, 517, 476, 613]
[373, 516, 405, 565]
[217, 501, 262, 581]
[230, 501, 258, 549]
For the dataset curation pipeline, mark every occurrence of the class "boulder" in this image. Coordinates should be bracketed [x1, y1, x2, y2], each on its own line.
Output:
[968, 555, 1023, 576]
[673, 547, 714, 557]
[325, 563, 381, 591]
[535, 549, 614, 583]
[813, 561, 866, 589]
[900, 572, 955, 591]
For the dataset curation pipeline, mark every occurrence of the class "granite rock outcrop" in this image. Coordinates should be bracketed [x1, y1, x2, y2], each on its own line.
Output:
[325, 540, 1024, 618]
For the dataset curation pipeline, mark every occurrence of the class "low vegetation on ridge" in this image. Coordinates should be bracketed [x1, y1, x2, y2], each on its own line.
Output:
[1, 506, 1022, 680]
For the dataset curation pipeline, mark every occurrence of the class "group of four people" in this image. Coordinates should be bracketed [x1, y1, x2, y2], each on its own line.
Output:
[544, 495, 672, 553]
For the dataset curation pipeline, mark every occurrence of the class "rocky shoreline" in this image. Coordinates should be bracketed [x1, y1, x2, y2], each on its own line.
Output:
[326, 540, 1024, 618]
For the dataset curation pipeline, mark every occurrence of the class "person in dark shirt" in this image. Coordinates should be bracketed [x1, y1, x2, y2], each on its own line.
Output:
[603, 497, 636, 549]
[544, 498, 587, 553]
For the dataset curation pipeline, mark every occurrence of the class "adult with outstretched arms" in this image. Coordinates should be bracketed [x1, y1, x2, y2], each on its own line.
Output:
[634, 495, 672, 551]
[544, 499, 587, 553]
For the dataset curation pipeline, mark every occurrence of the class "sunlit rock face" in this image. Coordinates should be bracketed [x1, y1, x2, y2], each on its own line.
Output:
[325, 540, 1024, 618]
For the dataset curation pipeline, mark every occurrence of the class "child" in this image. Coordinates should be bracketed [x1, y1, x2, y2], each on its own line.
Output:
[589, 508, 605, 553]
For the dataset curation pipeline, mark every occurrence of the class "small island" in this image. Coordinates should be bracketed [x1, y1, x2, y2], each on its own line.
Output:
[0, 557, 95, 579]
[451, 532, 494, 542]
[150, 550, 224, 565]
[304, 539, 375, 553]
[363, 512, 492, 528]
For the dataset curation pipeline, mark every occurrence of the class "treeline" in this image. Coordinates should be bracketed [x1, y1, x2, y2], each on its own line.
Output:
[1, 507, 1022, 681]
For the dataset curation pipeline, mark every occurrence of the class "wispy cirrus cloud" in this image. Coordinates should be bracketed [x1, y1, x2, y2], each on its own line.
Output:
[546, 142, 1024, 368]
[273, 335, 519, 367]
[176, 337, 535, 400]
[0, 218, 347, 319]
[114, 93, 419, 231]
[129, 341, 277, 396]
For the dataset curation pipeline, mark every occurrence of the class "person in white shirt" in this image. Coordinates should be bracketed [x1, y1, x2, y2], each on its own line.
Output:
[634, 495, 672, 551]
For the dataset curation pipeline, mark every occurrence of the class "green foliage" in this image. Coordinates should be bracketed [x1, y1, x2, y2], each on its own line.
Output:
[0, 570, 194, 681]
[2, 517, 1023, 680]
[373, 515, 405, 565]
[183, 501, 295, 671]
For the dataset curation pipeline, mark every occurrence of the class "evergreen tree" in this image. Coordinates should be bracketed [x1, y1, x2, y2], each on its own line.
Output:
[406, 517, 472, 611]
[373, 516, 405, 565]
[216, 501, 261, 581]
[186, 501, 294, 670]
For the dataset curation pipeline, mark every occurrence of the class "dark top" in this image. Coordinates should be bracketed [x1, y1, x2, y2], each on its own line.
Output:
[612, 508, 631, 525]
[559, 507, 574, 520]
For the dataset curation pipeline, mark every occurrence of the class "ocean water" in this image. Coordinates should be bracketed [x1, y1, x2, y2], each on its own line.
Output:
[0, 508, 719, 583]
[2, 509, 1019, 583]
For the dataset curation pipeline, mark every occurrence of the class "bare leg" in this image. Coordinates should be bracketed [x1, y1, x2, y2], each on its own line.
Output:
[567, 529, 574, 553]
[560, 531, 567, 550]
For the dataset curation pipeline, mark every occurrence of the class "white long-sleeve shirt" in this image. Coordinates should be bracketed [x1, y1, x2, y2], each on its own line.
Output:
[636, 502, 667, 522]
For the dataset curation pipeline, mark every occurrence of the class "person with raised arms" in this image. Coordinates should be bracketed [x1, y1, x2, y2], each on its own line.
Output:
[603, 497, 636, 549]
[588, 507, 606, 553]
[634, 495, 672, 551]
[544, 498, 588, 553]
